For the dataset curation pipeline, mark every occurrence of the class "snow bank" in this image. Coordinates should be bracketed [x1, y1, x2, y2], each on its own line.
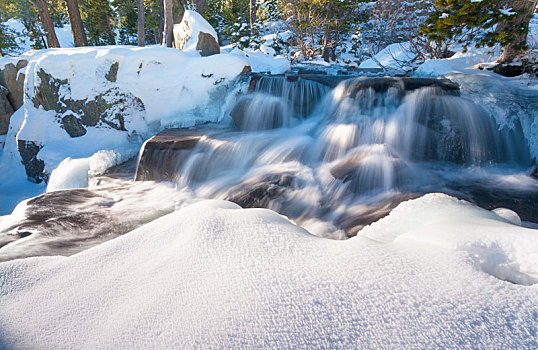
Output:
[415, 47, 501, 77]
[230, 48, 290, 74]
[360, 193, 538, 285]
[3, 46, 249, 176]
[359, 42, 416, 70]
[0, 194, 537, 348]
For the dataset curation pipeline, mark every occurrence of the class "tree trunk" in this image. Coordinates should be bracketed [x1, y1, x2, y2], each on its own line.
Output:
[249, 0, 256, 34]
[162, 0, 173, 47]
[496, 0, 536, 63]
[65, 0, 88, 46]
[194, 0, 206, 12]
[34, 0, 61, 48]
[105, 13, 116, 45]
[138, 0, 145, 46]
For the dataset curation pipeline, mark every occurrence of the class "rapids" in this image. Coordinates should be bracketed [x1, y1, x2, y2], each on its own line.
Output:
[1, 75, 536, 261]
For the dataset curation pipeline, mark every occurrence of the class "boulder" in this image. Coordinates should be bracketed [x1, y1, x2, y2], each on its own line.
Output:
[135, 129, 204, 181]
[32, 68, 144, 133]
[0, 86, 14, 134]
[0, 59, 27, 110]
[17, 140, 46, 183]
[173, 10, 220, 57]
[196, 32, 220, 57]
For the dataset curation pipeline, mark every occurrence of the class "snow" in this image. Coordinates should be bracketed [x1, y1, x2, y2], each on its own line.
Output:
[3, 19, 75, 55]
[173, 10, 219, 51]
[359, 42, 416, 70]
[230, 48, 290, 74]
[0, 194, 537, 348]
[492, 208, 522, 226]
[46, 149, 137, 192]
[0, 46, 252, 213]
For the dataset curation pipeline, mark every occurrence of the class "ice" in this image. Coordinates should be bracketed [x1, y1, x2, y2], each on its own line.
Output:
[46, 149, 134, 192]
[0, 195, 537, 348]
[47, 157, 91, 191]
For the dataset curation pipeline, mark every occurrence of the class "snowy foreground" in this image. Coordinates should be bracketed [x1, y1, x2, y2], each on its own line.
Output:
[1, 194, 537, 348]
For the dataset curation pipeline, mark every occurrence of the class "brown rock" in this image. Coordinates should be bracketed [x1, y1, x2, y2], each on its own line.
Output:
[196, 32, 220, 57]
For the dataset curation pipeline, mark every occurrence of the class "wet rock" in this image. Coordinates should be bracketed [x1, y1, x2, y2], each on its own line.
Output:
[61, 114, 87, 137]
[226, 173, 295, 208]
[135, 129, 204, 181]
[17, 140, 46, 183]
[336, 193, 421, 237]
[531, 166, 538, 180]
[446, 183, 538, 223]
[343, 77, 459, 97]
[196, 32, 220, 57]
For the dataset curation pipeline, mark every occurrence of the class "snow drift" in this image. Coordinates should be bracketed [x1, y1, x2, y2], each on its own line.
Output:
[0, 194, 537, 349]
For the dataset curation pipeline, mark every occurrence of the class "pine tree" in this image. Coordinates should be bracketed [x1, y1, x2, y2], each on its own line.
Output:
[79, 0, 116, 45]
[420, 0, 537, 61]
[0, 22, 19, 55]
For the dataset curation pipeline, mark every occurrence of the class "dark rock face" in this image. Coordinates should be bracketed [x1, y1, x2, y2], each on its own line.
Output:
[32, 68, 144, 133]
[196, 32, 220, 57]
[0, 59, 28, 134]
[0, 86, 14, 134]
[62, 114, 87, 137]
[17, 140, 46, 182]
[0, 60, 27, 110]
[105, 62, 119, 82]
[20, 65, 145, 180]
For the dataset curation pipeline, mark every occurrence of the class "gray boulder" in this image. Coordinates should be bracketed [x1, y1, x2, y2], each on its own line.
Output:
[0, 86, 14, 134]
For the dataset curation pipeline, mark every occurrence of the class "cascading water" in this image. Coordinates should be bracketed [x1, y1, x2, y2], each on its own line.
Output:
[1, 76, 536, 260]
[136, 77, 533, 237]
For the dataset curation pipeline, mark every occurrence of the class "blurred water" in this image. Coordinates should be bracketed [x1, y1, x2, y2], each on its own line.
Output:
[1, 76, 536, 261]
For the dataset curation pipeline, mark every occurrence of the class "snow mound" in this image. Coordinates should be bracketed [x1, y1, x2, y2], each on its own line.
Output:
[493, 207, 522, 226]
[173, 10, 219, 51]
[359, 42, 416, 70]
[360, 193, 538, 286]
[0, 194, 537, 348]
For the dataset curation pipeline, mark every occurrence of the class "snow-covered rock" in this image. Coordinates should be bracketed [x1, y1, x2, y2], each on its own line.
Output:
[0, 194, 537, 348]
[0, 46, 250, 182]
[359, 42, 416, 71]
[173, 10, 220, 56]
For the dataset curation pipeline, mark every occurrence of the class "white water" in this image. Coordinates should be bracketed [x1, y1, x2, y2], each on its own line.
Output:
[1, 76, 536, 260]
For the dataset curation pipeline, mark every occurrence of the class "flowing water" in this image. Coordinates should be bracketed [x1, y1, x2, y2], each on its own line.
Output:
[1, 75, 536, 261]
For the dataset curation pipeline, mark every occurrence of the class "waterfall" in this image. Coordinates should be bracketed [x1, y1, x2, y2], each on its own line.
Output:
[3, 76, 536, 260]
[133, 77, 534, 238]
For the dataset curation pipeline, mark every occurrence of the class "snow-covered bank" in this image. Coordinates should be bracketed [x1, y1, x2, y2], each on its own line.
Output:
[0, 46, 252, 210]
[0, 194, 536, 348]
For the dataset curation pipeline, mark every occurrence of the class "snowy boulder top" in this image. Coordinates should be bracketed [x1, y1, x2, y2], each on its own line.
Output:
[173, 10, 219, 52]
